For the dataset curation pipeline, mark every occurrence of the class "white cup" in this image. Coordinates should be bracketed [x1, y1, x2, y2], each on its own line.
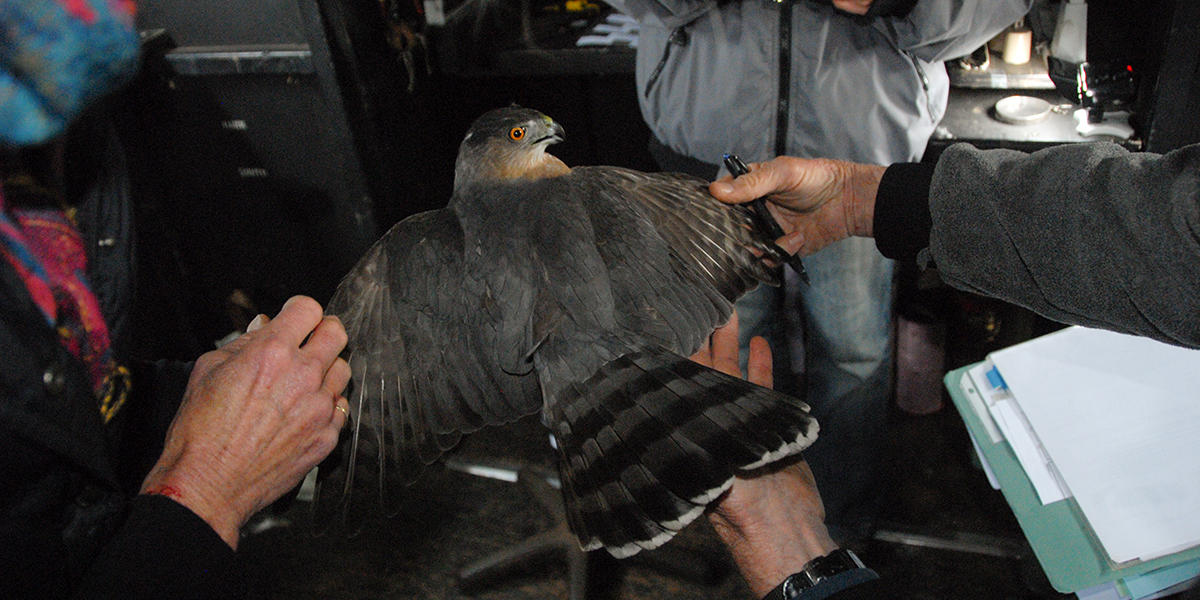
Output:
[1003, 29, 1033, 65]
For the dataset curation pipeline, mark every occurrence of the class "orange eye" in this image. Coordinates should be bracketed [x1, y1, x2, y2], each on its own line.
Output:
[509, 127, 526, 141]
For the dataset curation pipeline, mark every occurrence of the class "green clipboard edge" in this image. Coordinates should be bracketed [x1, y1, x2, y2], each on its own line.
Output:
[944, 364, 1200, 593]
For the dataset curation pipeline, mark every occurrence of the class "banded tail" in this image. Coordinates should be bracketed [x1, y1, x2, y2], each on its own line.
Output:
[547, 347, 817, 557]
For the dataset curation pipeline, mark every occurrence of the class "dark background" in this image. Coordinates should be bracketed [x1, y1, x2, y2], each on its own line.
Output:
[64, 0, 1200, 597]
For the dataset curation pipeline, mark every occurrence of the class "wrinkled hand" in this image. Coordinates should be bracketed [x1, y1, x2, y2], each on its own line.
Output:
[689, 312, 771, 386]
[690, 313, 838, 598]
[140, 296, 351, 549]
[709, 156, 886, 257]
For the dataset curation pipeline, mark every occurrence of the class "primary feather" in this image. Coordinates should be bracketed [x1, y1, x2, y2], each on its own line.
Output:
[320, 106, 817, 556]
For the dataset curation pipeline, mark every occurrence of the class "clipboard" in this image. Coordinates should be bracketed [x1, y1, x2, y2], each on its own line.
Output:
[945, 364, 1200, 594]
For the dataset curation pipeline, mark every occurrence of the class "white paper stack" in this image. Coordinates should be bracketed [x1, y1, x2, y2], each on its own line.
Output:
[983, 326, 1200, 564]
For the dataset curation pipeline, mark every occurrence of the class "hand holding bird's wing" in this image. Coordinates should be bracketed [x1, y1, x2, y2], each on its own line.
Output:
[709, 156, 886, 256]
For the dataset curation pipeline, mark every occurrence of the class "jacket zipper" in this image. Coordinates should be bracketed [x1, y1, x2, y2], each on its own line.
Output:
[775, 0, 792, 157]
[644, 26, 690, 98]
[903, 50, 936, 117]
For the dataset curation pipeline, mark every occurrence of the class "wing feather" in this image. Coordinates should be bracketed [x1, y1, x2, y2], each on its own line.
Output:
[318, 209, 543, 521]
[569, 166, 780, 357]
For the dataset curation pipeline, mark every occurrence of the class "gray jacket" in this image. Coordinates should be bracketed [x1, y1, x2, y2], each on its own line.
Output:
[607, 0, 1031, 165]
[928, 142, 1200, 349]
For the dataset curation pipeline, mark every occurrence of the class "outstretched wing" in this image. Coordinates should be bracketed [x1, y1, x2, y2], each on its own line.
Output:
[524, 167, 813, 557]
[316, 208, 542, 524]
[569, 165, 782, 355]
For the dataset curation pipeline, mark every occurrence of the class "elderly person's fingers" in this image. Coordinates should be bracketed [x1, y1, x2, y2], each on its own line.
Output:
[690, 312, 743, 376]
[324, 356, 353, 427]
[304, 314, 349, 363]
[332, 395, 351, 428]
[709, 311, 742, 377]
[246, 313, 269, 332]
[712, 156, 885, 254]
[268, 296, 326, 346]
[710, 157, 845, 218]
[746, 336, 773, 389]
[709, 159, 784, 206]
[140, 296, 355, 549]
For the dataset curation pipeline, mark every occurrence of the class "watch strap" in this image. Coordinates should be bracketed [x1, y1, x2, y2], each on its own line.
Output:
[761, 549, 879, 600]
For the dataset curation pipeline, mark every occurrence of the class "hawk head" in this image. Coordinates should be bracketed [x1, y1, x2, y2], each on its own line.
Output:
[453, 106, 569, 194]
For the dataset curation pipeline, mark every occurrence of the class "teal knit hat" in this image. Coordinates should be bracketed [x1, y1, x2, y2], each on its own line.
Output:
[0, 0, 140, 147]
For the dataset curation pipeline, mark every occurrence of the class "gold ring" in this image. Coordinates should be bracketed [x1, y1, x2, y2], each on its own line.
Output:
[335, 402, 349, 418]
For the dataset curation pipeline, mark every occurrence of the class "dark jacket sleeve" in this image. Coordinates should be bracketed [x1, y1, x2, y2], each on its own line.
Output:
[76, 495, 246, 599]
[0, 290, 244, 598]
[926, 142, 1200, 348]
[873, 161, 935, 263]
[76, 363, 248, 598]
[115, 359, 193, 492]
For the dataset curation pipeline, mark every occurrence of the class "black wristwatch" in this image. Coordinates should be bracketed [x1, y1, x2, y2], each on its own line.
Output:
[760, 549, 879, 600]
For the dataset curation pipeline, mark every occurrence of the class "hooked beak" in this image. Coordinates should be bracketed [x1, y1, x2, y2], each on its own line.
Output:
[536, 120, 565, 145]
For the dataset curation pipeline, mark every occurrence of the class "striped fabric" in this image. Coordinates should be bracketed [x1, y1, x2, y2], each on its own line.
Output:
[0, 183, 115, 400]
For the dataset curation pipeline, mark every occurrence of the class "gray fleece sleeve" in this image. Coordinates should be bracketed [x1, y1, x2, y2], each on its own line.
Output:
[928, 142, 1200, 349]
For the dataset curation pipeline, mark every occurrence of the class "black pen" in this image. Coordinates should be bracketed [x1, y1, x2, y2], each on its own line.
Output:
[722, 153, 809, 284]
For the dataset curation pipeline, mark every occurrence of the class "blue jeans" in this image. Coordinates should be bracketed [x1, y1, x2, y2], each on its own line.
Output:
[736, 236, 895, 539]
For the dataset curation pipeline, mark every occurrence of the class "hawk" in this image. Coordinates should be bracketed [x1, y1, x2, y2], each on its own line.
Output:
[322, 106, 817, 557]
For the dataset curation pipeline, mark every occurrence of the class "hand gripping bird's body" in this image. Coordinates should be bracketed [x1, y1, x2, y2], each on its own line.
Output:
[324, 107, 817, 557]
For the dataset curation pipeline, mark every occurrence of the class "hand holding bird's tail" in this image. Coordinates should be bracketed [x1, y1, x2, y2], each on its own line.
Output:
[548, 316, 817, 557]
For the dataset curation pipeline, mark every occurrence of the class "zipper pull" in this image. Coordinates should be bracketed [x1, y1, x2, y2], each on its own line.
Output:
[905, 50, 929, 92]
[644, 26, 690, 98]
[668, 26, 690, 46]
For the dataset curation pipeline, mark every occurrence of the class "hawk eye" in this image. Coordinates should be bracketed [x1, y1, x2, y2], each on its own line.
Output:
[509, 127, 526, 141]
